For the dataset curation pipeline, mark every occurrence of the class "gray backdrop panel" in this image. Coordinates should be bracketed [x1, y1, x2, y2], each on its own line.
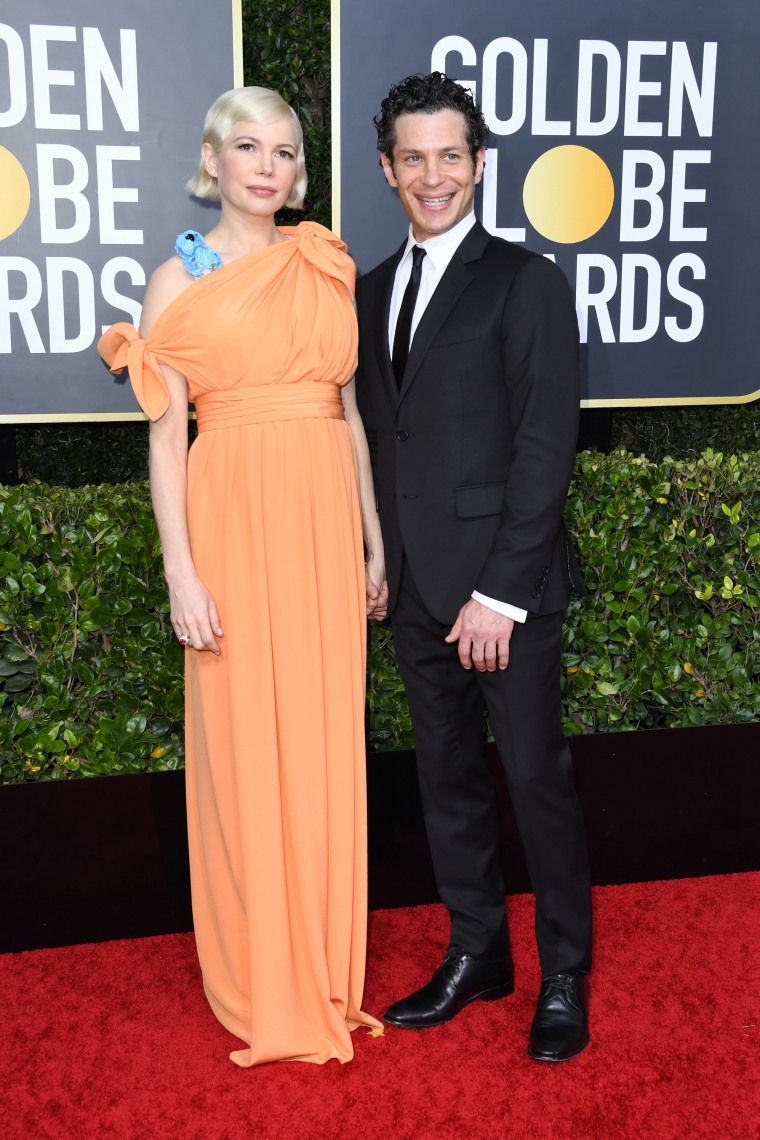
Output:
[0, 0, 236, 419]
[337, 0, 759, 405]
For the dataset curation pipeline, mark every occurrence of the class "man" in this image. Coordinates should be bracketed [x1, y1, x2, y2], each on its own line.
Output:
[355, 73, 593, 1062]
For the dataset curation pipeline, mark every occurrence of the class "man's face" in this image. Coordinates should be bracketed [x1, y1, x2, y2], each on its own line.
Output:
[380, 109, 485, 243]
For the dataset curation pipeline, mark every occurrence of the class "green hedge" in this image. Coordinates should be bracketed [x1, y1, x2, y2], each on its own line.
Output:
[1, 447, 758, 782]
[0, 484, 184, 782]
[242, 0, 331, 226]
[564, 448, 760, 730]
[3, 2, 758, 780]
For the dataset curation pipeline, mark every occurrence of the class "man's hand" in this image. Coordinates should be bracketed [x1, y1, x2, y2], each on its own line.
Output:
[445, 598, 514, 672]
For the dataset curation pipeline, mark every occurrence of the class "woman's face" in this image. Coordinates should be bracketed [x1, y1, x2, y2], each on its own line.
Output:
[203, 117, 299, 217]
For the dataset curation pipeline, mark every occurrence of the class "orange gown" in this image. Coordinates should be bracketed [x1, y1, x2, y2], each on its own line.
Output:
[98, 222, 381, 1066]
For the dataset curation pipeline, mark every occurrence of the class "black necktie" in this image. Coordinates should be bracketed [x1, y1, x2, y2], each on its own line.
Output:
[392, 245, 426, 387]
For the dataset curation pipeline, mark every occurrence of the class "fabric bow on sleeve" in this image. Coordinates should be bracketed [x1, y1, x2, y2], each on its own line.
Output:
[97, 322, 171, 421]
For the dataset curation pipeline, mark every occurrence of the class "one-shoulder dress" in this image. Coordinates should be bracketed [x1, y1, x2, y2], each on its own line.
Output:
[98, 223, 381, 1066]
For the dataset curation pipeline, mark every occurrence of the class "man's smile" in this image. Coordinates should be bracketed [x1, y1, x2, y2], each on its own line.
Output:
[417, 194, 454, 206]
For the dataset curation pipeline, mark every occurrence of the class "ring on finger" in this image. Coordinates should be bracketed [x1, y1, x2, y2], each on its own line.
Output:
[178, 634, 191, 647]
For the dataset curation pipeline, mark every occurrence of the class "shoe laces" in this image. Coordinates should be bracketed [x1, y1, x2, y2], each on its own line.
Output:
[443, 945, 467, 965]
[543, 972, 578, 993]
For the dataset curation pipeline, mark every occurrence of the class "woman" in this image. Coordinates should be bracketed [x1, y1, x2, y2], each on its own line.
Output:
[99, 87, 386, 1067]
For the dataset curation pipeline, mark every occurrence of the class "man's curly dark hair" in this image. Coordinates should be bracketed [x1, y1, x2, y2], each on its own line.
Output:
[374, 72, 489, 163]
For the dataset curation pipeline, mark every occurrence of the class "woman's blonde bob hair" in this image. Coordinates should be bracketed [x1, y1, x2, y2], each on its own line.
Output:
[187, 87, 307, 208]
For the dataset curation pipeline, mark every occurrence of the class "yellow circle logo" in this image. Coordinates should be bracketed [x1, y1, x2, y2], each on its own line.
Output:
[0, 146, 31, 241]
[523, 145, 614, 244]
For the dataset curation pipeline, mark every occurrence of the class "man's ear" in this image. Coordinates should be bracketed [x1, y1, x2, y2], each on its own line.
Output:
[380, 151, 398, 188]
[473, 147, 486, 186]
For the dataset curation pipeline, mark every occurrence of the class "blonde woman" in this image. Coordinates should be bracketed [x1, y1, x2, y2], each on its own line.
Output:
[99, 87, 386, 1066]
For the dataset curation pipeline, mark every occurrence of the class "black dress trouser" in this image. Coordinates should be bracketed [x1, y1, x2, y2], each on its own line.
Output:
[390, 557, 593, 977]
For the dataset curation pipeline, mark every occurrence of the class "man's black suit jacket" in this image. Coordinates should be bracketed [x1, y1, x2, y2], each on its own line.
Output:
[356, 221, 585, 626]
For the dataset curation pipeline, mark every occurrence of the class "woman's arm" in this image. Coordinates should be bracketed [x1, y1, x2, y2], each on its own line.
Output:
[341, 378, 388, 620]
[141, 264, 223, 653]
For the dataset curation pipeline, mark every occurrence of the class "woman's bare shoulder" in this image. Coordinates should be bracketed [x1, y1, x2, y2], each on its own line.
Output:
[140, 256, 192, 335]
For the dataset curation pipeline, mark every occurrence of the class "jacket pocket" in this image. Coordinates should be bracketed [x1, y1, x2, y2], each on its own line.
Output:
[454, 482, 506, 519]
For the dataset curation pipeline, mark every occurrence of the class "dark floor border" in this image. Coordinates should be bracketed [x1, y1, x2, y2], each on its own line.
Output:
[1, 722, 758, 952]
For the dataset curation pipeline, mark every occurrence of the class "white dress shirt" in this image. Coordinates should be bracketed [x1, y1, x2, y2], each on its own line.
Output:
[388, 212, 527, 624]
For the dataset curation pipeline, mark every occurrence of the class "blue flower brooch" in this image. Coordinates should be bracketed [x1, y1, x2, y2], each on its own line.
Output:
[175, 230, 223, 278]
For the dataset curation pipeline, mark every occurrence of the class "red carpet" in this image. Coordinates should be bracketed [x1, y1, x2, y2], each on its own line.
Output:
[2, 874, 759, 1139]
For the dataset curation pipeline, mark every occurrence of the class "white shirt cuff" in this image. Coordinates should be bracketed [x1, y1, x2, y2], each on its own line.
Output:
[471, 591, 528, 624]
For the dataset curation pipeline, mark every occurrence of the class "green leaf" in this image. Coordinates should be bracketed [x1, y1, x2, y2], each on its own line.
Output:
[4, 642, 32, 662]
[126, 713, 147, 735]
[79, 604, 111, 632]
[3, 673, 33, 692]
[595, 681, 619, 696]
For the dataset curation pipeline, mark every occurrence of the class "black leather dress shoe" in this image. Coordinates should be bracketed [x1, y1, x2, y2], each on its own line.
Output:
[384, 946, 514, 1029]
[528, 972, 590, 1062]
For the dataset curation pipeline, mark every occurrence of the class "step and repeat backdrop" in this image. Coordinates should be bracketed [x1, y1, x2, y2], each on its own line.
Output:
[1, 1, 757, 416]
[0, 1, 240, 420]
[334, 0, 759, 406]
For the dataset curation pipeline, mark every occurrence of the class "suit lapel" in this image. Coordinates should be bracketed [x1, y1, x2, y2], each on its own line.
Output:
[399, 223, 490, 401]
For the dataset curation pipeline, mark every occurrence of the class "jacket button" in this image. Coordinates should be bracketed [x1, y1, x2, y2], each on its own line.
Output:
[396, 430, 410, 442]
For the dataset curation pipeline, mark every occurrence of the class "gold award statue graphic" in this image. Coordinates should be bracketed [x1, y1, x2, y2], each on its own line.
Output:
[0, 145, 31, 241]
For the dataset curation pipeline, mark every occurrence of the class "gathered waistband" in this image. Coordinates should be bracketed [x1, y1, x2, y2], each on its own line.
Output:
[195, 382, 345, 432]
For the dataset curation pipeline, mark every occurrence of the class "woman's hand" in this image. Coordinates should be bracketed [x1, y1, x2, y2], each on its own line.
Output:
[167, 572, 224, 654]
[365, 555, 389, 621]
